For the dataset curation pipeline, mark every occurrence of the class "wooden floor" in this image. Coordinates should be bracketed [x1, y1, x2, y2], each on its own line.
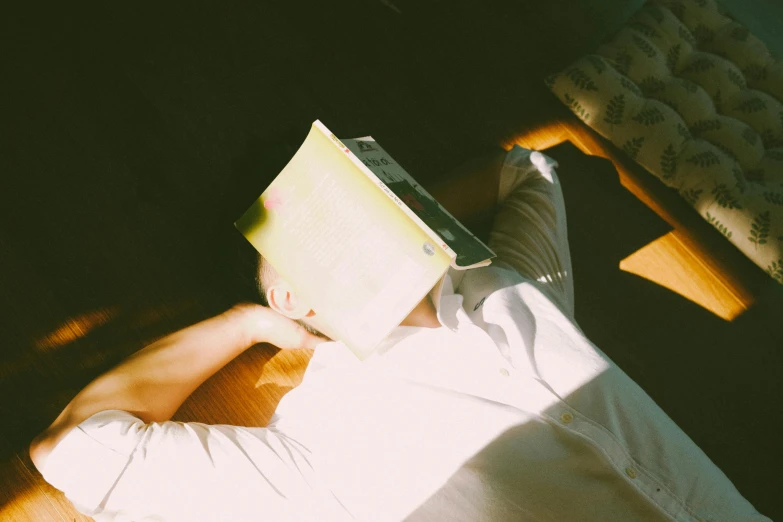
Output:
[1, 1, 780, 520]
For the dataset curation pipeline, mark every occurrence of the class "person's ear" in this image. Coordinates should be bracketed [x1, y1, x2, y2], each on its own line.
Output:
[266, 280, 310, 320]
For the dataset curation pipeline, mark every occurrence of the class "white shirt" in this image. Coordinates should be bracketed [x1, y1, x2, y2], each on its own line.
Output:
[41, 148, 770, 521]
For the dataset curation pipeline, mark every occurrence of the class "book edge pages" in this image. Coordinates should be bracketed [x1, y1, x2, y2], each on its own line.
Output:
[344, 132, 495, 271]
[313, 121, 458, 262]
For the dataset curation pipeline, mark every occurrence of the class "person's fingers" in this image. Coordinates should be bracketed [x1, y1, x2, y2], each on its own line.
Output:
[300, 330, 326, 350]
[267, 319, 320, 350]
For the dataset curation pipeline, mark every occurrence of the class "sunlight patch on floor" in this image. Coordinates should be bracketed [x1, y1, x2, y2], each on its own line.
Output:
[254, 348, 313, 389]
[35, 307, 119, 351]
[0, 485, 41, 521]
[620, 231, 752, 321]
[505, 119, 757, 322]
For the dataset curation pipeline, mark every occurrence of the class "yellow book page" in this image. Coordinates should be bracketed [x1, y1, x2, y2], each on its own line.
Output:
[236, 123, 451, 358]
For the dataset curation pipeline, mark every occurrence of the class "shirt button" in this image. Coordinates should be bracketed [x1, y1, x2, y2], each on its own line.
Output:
[560, 412, 574, 424]
[625, 466, 637, 479]
[499, 368, 510, 377]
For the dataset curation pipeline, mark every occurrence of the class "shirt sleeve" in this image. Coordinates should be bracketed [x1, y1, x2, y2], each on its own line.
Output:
[40, 410, 327, 521]
[490, 145, 575, 317]
[40, 410, 146, 514]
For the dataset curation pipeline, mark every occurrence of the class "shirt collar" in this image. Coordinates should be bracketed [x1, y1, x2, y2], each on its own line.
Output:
[373, 268, 466, 353]
[435, 267, 467, 332]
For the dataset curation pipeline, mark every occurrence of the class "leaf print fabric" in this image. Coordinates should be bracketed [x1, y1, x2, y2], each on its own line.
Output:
[764, 191, 783, 206]
[564, 93, 590, 121]
[622, 137, 646, 160]
[687, 151, 720, 168]
[749, 211, 771, 246]
[587, 55, 607, 74]
[632, 107, 666, 125]
[767, 259, 783, 283]
[640, 76, 667, 94]
[692, 119, 721, 133]
[682, 57, 715, 74]
[633, 35, 658, 58]
[734, 98, 767, 113]
[681, 187, 703, 205]
[567, 68, 599, 91]
[620, 77, 644, 96]
[661, 145, 678, 178]
[711, 183, 742, 209]
[741, 127, 758, 145]
[666, 44, 682, 71]
[544, 0, 783, 284]
[604, 94, 626, 125]
[706, 212, 732, 238]
[726, 69, 746, 89]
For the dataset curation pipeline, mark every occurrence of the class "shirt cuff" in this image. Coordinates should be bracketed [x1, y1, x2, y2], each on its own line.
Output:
[41, 410, 146, 514]
[497, 146, 559, 204]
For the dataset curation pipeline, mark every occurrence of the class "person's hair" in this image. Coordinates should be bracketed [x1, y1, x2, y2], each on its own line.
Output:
[254, 254, 276, 308]
[256, 253, 329, 340]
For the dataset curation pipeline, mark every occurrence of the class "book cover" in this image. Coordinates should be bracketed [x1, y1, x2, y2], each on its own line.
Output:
[236, 121, 493, 358]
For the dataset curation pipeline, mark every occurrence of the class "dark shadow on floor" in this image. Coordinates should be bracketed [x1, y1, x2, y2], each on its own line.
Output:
[551, 141, 782, 518]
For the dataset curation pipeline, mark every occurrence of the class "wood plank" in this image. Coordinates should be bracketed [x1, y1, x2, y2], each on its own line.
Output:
[0, 438, 65, 522]
[13, 450, 94, 522]
[505, 113, 765, 318]
[174, 346, 314, 428]
[619, 231, 748, 320]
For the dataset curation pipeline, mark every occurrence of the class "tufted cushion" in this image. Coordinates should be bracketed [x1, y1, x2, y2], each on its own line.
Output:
[545, 0, 783, 284]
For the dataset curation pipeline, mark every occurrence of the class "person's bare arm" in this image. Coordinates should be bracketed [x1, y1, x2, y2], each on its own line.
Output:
[29, 149, 507, 473]
[29, 304, 321, 473]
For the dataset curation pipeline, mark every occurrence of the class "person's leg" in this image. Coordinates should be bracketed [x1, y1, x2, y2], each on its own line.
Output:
[488, 146, 575, 318]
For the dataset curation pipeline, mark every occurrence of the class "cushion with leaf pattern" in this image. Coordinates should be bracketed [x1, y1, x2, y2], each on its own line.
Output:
[545, 0, 783, 284]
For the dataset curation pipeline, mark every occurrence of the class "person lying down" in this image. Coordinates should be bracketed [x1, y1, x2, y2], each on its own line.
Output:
[30, 146, 771, 521]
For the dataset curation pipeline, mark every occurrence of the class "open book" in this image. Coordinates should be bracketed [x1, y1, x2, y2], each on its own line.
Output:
[236, 120, 495, 358]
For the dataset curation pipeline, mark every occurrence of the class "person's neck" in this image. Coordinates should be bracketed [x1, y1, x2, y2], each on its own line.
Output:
[399, 295, 441, 328]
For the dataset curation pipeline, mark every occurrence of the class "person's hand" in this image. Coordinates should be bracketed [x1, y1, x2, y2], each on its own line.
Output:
[230, 303, 324, 350]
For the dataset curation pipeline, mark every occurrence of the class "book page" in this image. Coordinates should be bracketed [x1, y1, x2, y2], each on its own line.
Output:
[344, 137, 495, 269]
[236, 123, 451, 358]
